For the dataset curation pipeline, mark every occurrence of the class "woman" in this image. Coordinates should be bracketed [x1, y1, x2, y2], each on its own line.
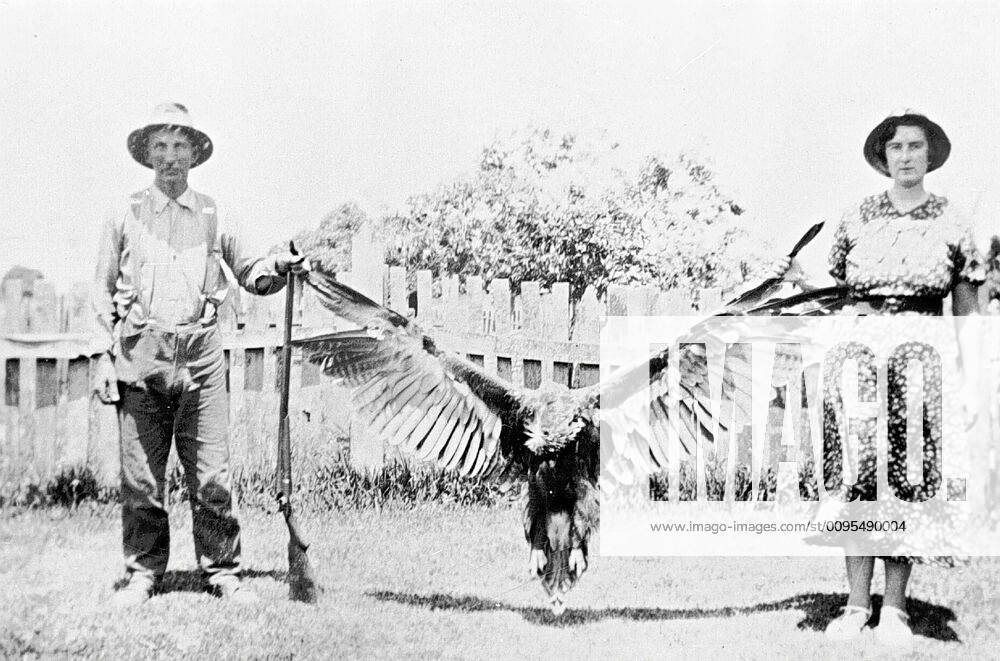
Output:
[783, 110, 984, 646]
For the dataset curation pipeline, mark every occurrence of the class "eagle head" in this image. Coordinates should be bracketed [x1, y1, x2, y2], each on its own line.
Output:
[523, 386, 586, 456]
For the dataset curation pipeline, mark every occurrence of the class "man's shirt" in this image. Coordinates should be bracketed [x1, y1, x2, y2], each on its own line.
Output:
[94, 185, 283, 352]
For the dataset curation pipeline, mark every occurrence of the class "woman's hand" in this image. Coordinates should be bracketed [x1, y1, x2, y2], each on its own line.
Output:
[764, 256, 807, 285]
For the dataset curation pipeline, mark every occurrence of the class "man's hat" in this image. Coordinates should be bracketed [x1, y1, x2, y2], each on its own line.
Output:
[127, 102, 213, 168]
[863, 108, 950, 177]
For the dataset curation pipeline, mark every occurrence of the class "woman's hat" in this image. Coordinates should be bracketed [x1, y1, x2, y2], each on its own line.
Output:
[127, 102, 213, 168]
[863, 109, 950, 176]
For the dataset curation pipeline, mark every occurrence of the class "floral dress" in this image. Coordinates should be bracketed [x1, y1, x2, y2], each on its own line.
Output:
[828, 192, 984, 302]
[821, 191, 985, 564]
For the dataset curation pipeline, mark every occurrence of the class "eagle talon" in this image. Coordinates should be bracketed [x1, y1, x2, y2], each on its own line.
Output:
[568, 548, 587, 577]
[528, 548, 547, 577]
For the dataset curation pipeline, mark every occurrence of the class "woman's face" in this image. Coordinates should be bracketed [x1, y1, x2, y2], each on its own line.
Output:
[884, 125, 929, 187]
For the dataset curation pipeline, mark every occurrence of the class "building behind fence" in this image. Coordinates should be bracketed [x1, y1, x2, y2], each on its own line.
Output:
[0, 226, 726, 494]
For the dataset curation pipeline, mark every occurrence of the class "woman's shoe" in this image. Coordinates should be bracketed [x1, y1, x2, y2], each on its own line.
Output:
[875, 606, 914, 647]
[825, 604, 872, 641]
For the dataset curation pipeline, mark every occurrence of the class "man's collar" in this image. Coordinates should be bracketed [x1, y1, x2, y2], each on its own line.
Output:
[150, 184, 196, 213]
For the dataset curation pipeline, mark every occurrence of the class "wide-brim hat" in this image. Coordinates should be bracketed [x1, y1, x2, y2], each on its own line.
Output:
[127, 102, 213, 168]
[863, 109, 950, 177]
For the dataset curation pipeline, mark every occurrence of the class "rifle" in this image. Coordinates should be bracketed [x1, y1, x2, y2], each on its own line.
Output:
[275, 241, 318, 603]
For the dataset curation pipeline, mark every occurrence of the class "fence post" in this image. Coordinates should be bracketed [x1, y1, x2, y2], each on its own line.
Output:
[520, 281, 541, 336]
[18, 358, 37, 489]
[31, 282, 60, 334]
[441, 275, 460, 331]
[489, 278, 511, 336]
[657, 289, 694, 315]
[387, 266, 407, 315]
[66, 282, 96, 334]
[351, 223, 386, 305]
[548, 282, 571, 340]
[538, 283, 571, 384]
[2, 278, 28, 334]
[466, 275, 485, 334]
[416, 270, 433, 326]
[606, 284, 628, 316]
[62, 357, 90, 470]
[33, 358, 59, 484]
[1, 358, 20, 493]
[571, 285, 601, 344]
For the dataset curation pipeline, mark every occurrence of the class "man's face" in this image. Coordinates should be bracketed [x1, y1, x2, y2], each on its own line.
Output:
[146, 128, 193, 186]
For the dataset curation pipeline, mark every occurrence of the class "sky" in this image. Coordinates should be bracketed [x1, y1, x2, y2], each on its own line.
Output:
[2, 0, 999, 290]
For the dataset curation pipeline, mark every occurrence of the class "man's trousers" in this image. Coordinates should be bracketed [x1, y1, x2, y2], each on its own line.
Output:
[115, 322, 241, 586]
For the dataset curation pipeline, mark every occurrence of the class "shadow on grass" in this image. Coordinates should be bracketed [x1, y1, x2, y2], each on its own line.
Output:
[366, 589, 959, 640]
[112, 568, 287, 594]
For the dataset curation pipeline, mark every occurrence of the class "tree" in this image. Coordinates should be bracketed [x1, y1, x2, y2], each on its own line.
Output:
[383, 130, 617, 298]
[291, 202, 369, 273]
[303, 128, 776, 302]
[609, 152, 774, 298]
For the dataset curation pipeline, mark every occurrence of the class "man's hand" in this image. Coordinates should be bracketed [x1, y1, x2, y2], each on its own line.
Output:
[92, 353, 119, 404]
[275, 251, 311, 276]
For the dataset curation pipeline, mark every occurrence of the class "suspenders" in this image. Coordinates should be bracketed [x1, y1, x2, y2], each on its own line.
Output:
[126, 188, 237, 324]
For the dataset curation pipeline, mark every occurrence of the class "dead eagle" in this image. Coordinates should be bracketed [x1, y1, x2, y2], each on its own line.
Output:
[295, 271, 602, 615]
[293, 223, 837, 615]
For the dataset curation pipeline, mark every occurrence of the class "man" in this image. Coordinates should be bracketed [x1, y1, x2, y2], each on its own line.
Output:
[93, 102, 308, 607]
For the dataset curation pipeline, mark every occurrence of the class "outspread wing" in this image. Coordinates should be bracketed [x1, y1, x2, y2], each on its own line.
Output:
[295, 269, 526, 477]
[584, 336, 739, 489]
[734, 285, 851, 317]
[589, 247, 851, 490]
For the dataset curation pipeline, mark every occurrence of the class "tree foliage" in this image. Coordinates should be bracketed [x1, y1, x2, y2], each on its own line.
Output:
[306, 129, 776, 301]
[291, 202, 369, 273]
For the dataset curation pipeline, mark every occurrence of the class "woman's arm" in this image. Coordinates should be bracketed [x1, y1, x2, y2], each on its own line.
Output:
[953, 281, 984, 432]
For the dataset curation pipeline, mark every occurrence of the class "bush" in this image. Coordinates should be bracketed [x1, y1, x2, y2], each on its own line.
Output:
[0, 460, 514, 512]
[234, 460, 519, 512]
[0, 466, 117, 509]
[145, 458, 517, 512]
[45, 467, 103, 507]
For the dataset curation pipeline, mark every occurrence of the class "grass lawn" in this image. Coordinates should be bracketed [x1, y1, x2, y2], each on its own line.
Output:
[2, 501, 1000, 660]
